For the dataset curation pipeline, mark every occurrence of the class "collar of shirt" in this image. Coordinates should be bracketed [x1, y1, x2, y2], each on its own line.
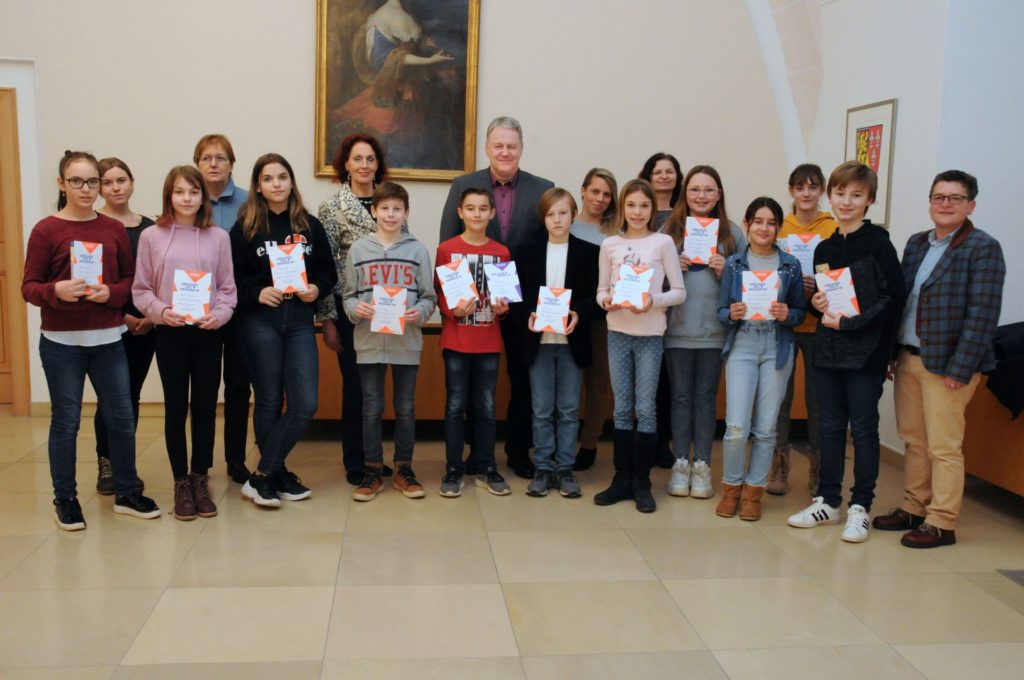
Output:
[928, 225, 960, 246]
[212, 176, 237, 204]
[490, 169, 519, 188]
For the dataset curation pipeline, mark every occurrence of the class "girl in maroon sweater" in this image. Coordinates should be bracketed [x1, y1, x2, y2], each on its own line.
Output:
[21, 151, 161, 530]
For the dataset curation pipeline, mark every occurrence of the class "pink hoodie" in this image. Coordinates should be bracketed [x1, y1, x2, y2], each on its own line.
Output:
[132, 222, 237, 326]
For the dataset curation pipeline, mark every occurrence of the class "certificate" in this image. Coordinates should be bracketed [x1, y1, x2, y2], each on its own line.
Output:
[611, 264, 653, 308]
[266, 242, 308, 293]
[535, 286, 572, 334]
[70, 240, 103, 293]
[682, 217, 719, 264]
[370, 285, 407, 335]
[436, 258, 479, 309]
[741, 270, 779, 320]
[815, 268, 860, 317]
[483, 261, 522, 303]
[171, 269, 212, 324]
[786, 234, 821, 275]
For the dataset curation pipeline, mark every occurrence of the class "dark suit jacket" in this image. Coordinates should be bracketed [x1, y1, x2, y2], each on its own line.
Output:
[515, 235, 600, 369]
[438, 168, 554, 259]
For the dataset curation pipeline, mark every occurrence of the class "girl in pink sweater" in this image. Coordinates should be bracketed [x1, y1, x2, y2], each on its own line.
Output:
[132, 166, 236, 521]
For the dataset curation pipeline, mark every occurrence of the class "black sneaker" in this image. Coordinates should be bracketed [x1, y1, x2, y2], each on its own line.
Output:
[556, 469, 583, 498]
[275, 467, 312, 501]
[54, 498, 86, 531]
[242, 474, 281, 508]
[96, 457, 114, 495]
[113, 493, 161, 520]
[526, 469, 555, 497]
[475, 470, 512, 496]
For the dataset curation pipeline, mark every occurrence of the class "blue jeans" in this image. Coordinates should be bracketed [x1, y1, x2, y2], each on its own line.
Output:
[529, 344, 583, 471]
[359, 363, 418, 466]
[443, 349, 499, 474]
[722, 325, 793, 486]
[664, 347, 722, 464]
[816, 366, 884, 511]
[39, 335, 138, 499]
[607, 331, 664, 433]
[238, 302, 319, 476]
[94, 329, 154, 459]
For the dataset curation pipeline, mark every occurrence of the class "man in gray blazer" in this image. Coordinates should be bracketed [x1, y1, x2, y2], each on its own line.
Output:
[439, 116, 554, 478]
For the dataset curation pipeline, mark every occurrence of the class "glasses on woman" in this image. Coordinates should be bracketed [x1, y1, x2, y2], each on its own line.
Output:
[929, 194, 968, 205]
[65, 177, 101, 189]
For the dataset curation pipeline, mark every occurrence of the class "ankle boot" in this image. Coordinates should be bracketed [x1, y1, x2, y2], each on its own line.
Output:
[766, 447, 790, 496]
[189, 472, 218, 518]
[807, 452, 820, 493]
[633, 430, 657, 513]
[715, 482, 743, 517]
[173, 476, 197, 521]
[739, 484, 765, 521]
[594, 428, 634, 506]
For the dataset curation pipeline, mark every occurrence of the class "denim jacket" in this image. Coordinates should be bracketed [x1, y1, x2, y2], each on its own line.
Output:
[717, 246, 806, 369]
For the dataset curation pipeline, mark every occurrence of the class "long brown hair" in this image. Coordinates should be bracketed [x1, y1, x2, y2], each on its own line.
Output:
[240, 153, 311, 241]
[156, 166, 213, 228]
[614, 179, 658, 233]
[662, 165, 737, 256]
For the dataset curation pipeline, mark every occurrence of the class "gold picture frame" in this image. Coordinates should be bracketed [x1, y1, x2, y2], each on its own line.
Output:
[844, 98, 897, 227]
[315, 0, 480, 182]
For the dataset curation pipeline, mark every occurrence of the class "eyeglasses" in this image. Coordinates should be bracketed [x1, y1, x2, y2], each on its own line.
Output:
[687, 187, 719, 197]
[199, 154, 230, 165]
[65, 177, 100, 189]
[929, 194, 969, 205]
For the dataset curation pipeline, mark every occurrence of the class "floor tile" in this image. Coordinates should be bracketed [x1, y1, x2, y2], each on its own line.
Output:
[628, 527, 807, 579]
[477, 490, 621, 530]
[321, 657, 525, 679]
[916, 516, 1024, 572]
[336, 531, 497, 585]
[664, 577, 882, 649]
[522, 651, 728, 679]
[0, 535, 48, 579]
[489, 529, 654, 583]
[205, 485, 349, 534]
[758, 526, 950, 575]
[110, 661, 322, 679]
[121, 586, 333, 664]
[961, 571, 1024, 615]
[713, 645, 925, 679]
[342, 484, 485, 533]
[0, 670, 114, 680]
[893, 642, 1024, 680]
[504, 581, 704, 656]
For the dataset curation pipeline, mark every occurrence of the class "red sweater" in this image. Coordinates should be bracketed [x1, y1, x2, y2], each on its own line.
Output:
[434, 236, 509, 353]
[22, 214, 134, 331]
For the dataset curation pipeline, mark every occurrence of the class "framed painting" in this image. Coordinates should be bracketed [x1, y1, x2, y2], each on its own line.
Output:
[844, 98, 897, 226]
[315, 0, 480, 182]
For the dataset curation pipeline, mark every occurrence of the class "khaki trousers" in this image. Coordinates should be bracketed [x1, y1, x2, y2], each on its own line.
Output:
[894, 350, 980, 530]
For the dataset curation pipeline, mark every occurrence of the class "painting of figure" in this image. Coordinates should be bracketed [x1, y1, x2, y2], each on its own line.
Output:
[316, 0, 479, 181]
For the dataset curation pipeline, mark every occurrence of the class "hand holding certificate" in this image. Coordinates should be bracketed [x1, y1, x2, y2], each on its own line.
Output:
[741, 271, 779, 320]
[611, 264, 653, 309]
[267, 243, 308, 293]
[483, 261, 522, 304]
[370, 285, 407, 335]
[682, 217, 719, 265]
[533, 286, 572, 335]
[785, 234, 821, 275]
[171, 270, 212, 324]
[815, 268, 860, 317]
[436, 258, 479, 309]
[70, 240, 103, 294]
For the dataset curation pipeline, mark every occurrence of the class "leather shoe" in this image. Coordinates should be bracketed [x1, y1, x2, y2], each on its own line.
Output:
[872, 507, 925, 532]
[226, 462, 251, 484]
[901, 522, 956, 549]
[573, 447, 596, 471]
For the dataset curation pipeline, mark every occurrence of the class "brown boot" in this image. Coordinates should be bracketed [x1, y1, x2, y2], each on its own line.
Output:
[807, 452, 820, 493]
[189, 472, 218, 518]
[715, 482, 743, 517]
[765, 447, 790, 496]
[739, 484, 765, 521]
[173, 477, 196, 521]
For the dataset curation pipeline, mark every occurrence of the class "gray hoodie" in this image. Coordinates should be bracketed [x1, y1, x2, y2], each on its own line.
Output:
[343, 231, 437, 365]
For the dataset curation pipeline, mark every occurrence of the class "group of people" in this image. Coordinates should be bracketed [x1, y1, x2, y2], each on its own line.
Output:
[23, 115, 1005, 550]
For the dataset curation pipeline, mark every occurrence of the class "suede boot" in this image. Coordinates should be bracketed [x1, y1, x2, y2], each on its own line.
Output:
[633, 431, 657, 513]
[715, 482, 743, 517]
[766, 447, 790, 496]
[739, 484, 765, 521]
[594, 428, 634, 506]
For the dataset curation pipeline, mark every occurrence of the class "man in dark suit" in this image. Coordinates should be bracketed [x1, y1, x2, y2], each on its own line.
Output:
[439, 116, 554, 478]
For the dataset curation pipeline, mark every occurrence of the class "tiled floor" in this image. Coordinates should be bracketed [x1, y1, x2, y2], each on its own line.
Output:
[1, 410, 1023, 679]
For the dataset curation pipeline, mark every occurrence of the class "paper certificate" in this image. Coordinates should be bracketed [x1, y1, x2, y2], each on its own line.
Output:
[483, 261, 522, 303]
[370, 285, 407, 335]
[535, 286, 572, 334]
[741, 271, 779, 320]
[266, 242, 308, 293]
[682, 217, 719, 264]
[171, 269, 212, 324]
[436, 258, 479, 309]
[786, 234, 821, 275]
[611, 264, 653, 308]
[815, 268, 860, 317]
[70, 240, 103, 292]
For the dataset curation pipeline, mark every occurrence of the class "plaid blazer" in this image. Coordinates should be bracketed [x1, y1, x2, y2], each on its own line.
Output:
[900, 219, 1005, 383]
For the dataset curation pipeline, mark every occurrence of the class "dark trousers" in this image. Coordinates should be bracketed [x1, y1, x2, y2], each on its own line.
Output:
[95, 329, 154, 458]
[500, 317, 533, 456]
[815, 365, 884, 511]
[332, 299, 364, 473]
[359, 363, 418, 466]
[222, 317, 252, 466]
[443, 349, 499, 474]
[154, 326, 223, 478]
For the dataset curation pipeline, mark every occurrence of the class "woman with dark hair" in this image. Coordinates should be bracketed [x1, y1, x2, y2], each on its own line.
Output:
[22, 151, 160, 530]
[318, 134, 394, 485]
[232, 153, 337, 508]
[638, 153, 683, 229]
[133, 166, 236, 520]
[660, 165, 746, 500]
[92, 157, 152, 495]
[714, 197, 805, 521]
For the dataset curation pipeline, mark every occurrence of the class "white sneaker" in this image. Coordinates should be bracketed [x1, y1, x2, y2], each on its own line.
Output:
[667, 459, 691, 496]
[787, 496, 841, 528]
[689, 461, 713, 498]
[841, 504, 870, 543]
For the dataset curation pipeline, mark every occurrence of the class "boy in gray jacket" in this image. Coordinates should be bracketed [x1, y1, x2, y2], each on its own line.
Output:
[343, 182, 437, 501]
